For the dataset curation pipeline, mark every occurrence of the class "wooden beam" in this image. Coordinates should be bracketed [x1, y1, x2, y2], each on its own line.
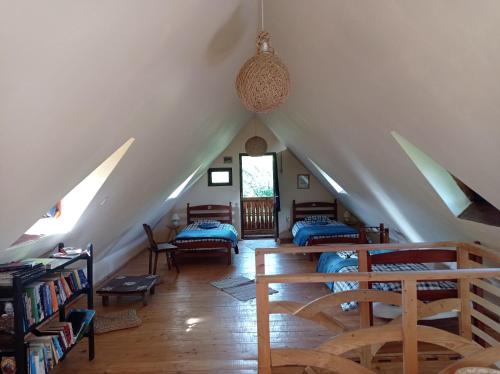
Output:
[402, 280, 418, 374]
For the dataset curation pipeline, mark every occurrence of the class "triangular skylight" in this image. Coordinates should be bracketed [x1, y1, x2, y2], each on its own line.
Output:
[392, 131, 500, 227]
[166, 166, 201, 200]
[11, 138, 135, 246]
[308, 159, 346, 194]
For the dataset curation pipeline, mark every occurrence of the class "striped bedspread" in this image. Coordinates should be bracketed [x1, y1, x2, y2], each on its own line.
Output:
[317, 252, 456, 311]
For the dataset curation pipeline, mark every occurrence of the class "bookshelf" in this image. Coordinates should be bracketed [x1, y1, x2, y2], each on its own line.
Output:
[0, 243, 95, 374]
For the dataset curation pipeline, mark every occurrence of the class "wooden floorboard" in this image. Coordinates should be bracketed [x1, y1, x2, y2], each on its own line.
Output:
[52, 240, 457, 373]
[53, 240, 337, 374]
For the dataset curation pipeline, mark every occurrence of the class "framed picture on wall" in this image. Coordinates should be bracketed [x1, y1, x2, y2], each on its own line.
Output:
[297, 174, 310, 189]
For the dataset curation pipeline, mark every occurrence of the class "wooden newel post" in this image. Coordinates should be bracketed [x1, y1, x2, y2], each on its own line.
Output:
[255, 250, 271, 373]
[256, 280, 272, 373]
[402, 279, 418, 374]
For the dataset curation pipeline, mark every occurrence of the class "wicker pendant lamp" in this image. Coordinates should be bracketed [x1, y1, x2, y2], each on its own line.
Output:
[245, 120, 268, 156]
[235, 0, 290, 113]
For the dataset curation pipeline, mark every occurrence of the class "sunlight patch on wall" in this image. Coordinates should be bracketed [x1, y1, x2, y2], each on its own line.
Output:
[20, 138, 135, 239]
[308, 159, 346, 194]
[166, 166, 201, 200]
[391, 132, 470, 216]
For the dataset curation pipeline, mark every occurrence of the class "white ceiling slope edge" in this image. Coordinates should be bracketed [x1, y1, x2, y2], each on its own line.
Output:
[0, 1, 256, 266]
[261, 0, 500, 248]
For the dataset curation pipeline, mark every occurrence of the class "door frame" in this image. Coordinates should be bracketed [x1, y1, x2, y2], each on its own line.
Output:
[239, 152, 279, 240]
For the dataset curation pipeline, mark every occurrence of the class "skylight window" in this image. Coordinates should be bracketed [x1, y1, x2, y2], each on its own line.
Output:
[12, 138, 135, 245]
[166, 166, 201, 200]
[308, 159, 346, 194]
[392, 131, 500, 227]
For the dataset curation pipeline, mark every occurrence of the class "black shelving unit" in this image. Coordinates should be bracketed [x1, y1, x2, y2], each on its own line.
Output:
[1, 243, 95, 374]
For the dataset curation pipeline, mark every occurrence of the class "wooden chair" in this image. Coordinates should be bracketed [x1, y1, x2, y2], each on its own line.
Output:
[143, 223, 179, 274]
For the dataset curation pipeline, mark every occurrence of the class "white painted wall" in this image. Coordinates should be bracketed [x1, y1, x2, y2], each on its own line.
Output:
[171, 118, 339, 239]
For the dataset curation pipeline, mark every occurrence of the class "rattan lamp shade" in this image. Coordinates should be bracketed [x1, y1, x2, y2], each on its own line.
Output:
[245, 136, 268, 156]
[236, 31, 290, 113]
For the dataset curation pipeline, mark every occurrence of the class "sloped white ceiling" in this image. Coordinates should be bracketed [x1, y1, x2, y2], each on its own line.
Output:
[2, 0, 500, 268]
[261, 1, 500, 247]
[0, 1, 256, 257]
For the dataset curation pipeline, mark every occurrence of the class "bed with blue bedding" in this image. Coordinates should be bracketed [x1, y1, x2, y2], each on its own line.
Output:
[316, 251, 457, 317]
[172, 203, 239, 265]
[174, 221, 238, 247]
[292, 219, 359, 246]
[291, 200, 366, 246]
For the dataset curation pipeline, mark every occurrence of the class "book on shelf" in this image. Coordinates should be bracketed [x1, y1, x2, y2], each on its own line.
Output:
[22, 269, 88, 331]
[0, 263, 46, 287]
[26, 308, 95, 374]
[66, 309, 95, 341]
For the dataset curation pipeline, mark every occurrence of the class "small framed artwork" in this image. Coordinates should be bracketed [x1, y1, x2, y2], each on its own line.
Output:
[223, 156, 233, 164]
[208, 168, 232, 186]
[297, 174, 310, 189]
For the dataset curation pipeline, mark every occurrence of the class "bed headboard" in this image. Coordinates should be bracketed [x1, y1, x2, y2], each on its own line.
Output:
[292, 200, 337, 224]
[187, 203, 233, 224]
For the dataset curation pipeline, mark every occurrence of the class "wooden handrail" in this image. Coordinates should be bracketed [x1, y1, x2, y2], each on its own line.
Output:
[255, 241, 500, 374]
[256, 268, 500, 284]
[255, 241, 459, 255]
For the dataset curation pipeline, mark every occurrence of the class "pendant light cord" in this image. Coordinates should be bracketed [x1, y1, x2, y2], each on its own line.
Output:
[261, 0, 264, 30]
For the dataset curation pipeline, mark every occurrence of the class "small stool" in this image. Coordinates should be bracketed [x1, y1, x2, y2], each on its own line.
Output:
[96, 274, 159, 306]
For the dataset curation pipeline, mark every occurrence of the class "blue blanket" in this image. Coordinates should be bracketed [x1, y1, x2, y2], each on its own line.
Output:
[293, 224, 358, 246]
[316, 253, 358, 290]
[175, 227, 238, 246]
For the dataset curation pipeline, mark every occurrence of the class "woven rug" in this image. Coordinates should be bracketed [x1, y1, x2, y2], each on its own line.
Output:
[94, 309, 142, 334]
[211, 276, 278, 301]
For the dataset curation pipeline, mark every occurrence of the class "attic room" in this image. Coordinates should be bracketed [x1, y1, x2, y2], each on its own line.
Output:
[1, 1, 499, 373]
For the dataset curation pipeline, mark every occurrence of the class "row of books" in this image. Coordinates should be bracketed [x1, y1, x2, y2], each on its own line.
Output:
[27, 321, 75, 373]
[22, 270, 88, 331]
[26, 309, 95, 374]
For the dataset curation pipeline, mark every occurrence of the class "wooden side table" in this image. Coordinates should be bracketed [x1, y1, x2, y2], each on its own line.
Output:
[97, 274, 159, 306]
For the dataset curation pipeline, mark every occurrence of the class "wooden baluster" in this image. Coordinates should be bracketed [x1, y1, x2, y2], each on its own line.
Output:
[457, 244, 472, 340]
[357, 250, 372, 368]
[402, 279, 418, 374]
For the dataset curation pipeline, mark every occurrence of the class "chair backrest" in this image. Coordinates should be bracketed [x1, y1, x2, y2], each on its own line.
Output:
[143, 224, 158, 251]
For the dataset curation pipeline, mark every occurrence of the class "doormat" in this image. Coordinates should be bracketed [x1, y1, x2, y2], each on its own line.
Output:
[94, 309, 142, 334]
[211, 276, 278, 302]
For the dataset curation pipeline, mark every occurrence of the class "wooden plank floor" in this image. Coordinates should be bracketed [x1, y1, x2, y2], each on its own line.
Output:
[53, 240, 356, 374]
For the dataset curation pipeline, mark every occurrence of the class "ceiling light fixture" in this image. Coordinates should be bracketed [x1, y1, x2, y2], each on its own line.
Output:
[236, 0, 290, 113]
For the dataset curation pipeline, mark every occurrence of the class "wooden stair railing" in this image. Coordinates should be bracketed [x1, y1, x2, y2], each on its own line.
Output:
[255, 242, 500, 374]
